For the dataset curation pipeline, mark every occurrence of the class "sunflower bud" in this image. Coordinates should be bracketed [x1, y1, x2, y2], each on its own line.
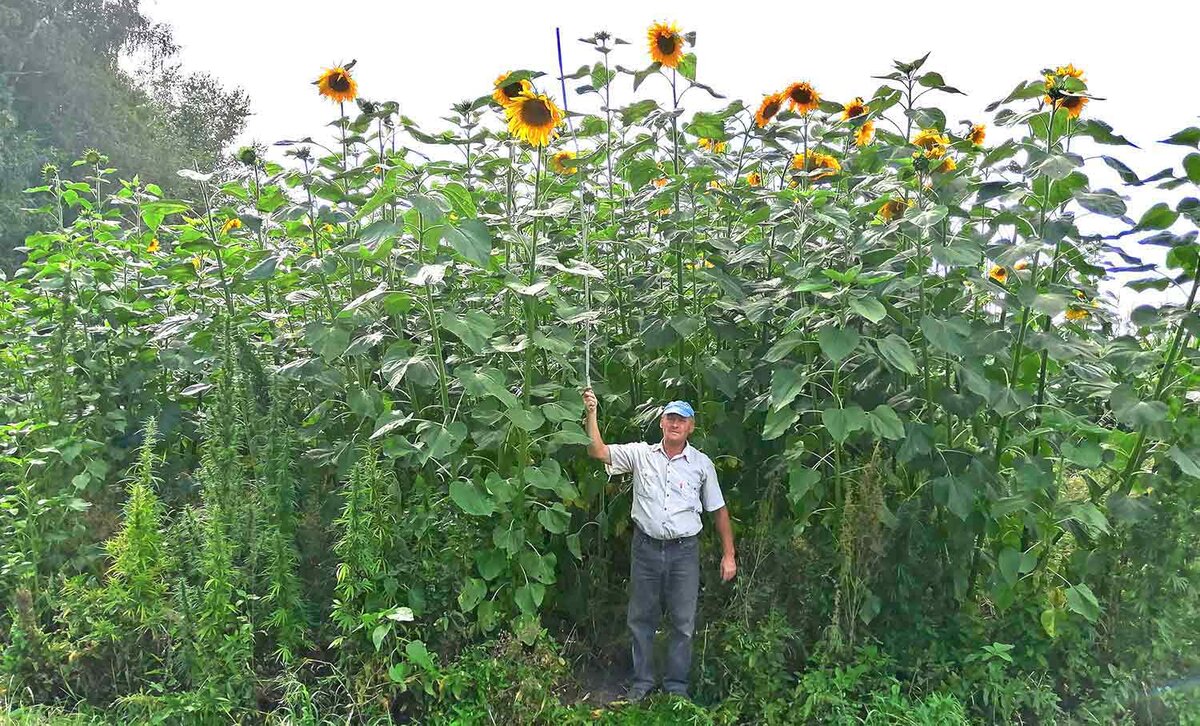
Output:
[236, 146, 259, 166]
[84, 148, 103, 165]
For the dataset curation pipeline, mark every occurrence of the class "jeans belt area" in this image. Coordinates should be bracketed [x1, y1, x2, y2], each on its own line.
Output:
[636, 524, 698, 546]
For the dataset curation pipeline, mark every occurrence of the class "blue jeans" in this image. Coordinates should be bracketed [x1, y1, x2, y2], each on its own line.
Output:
[628, 525, 700, 695]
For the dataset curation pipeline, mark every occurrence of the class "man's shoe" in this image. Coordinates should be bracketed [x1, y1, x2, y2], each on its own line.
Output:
[624, 684, 653, 703]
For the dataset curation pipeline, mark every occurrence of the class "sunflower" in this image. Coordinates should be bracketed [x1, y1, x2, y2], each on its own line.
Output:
[647, 22, 685, 68]
[989, 265, 1008, 284]
[550, 150, 577, 175]
[969, 124, 986, 146]
[707, 180, 724, 190]
[1053, 63, 1086, 82]
[652, 177, 669, 188]
[221, 218, 242, 235]
[657, 207, 671, 216]
[146, 238, 160, 254]
[1014, 260, 1030, 271]
[792, 151, 841, 181]
[493, 72, 533, 107]
[698, 138, 727, 153]
[784, 82, 821, 115]
[746, 171, 763, 187]
[1057, 95, 1089, 118]
[855, 121, 875, 147]
[936, 157, 957, 173]
[912, 128, 949, 151]
[191, 256, 202, 272]
[505, 92, 564, 147]
[755, 92, 785, 128]
[315, 66, 357, 103]
[842, 97, 869, 120]
[879, 198, 913, 221]
[1065, 307, 1090, 321]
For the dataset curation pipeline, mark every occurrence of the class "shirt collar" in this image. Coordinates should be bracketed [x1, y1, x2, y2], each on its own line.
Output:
[653, 441, 692, 461]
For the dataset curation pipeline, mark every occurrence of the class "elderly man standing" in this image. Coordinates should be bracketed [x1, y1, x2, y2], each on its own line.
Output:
[582, 388, 736, 702]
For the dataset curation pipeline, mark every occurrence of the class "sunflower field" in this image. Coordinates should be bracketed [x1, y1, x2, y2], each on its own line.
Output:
[2, 21, 1200, 725]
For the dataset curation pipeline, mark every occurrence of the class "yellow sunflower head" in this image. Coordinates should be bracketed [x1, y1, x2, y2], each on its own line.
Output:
[493, 72, 533, 107]
[969, 124, 986, 146]
[698, 138, 727, 153]
[784, 82, 821, 115]
[1054, 63, 1086, 82]
[879, 198, 912, 222]
[652, 176, 669, 188]
[505, 92, 564, 147]
[936, 157, 957, 173]
[1065, 307, 1090, 321]
[550, 150, 577, 175]
[146, 238, 160, 254]
[647, 22, 685, 68]
[707, 180, 724, 191]
[746, 171, 763, 187]
[842, 97, 869, 120]
[1057, 95, 1089, 118]
[912, 128, 949, 151]
[221, 217, 242, 235]
[1014, 260, 1030, 271]
[989, 265, 1009, 284]
[315, 66, 357, 103]
[755, 92, 785, 128]
[855, 121, 875, 147]
[792, 151, 841, 181]
[191, 255, 202, 272]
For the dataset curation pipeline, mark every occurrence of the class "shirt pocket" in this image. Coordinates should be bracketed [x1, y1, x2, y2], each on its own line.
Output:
[683, 477, 703, 512]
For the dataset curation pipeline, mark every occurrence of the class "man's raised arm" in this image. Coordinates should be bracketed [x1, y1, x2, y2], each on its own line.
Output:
[582, 388, 610, 463]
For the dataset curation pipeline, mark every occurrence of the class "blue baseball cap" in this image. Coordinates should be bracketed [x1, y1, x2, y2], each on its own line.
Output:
[662, 401, 695, 418]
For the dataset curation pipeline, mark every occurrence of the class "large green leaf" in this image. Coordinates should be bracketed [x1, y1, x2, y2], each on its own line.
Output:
[1109, 384, 1168, 428]
[1065, 583, 1100, 623]
[537, 504, 571, 534]
[449, 480, 495, 516]
[475, 549, 507, 580]
[443, 218, 493, 267]
[867, 404, 905, 440]
[875, 334, 919, 375]
[818, 327, 860, 364]
[770, 366, 807, 412]
[762, 406, 799, 441]
[457, 577, 486, 612]
[823, 406, 867, 444]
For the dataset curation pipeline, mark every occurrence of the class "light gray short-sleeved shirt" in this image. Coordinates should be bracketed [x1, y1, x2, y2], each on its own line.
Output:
[605, 441, 725, 540]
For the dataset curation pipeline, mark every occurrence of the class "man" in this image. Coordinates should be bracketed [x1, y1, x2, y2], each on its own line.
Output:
[582, 388, 736, 702]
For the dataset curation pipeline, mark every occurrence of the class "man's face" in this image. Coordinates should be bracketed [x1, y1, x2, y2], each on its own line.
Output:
[660, 413, 694, 446]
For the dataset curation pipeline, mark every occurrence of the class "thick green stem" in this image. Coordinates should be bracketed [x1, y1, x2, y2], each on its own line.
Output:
[1113, 257, 1200, 495]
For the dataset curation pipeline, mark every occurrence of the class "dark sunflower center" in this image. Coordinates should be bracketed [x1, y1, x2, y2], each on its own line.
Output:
[792, 87, 813, 104]
[656, 33, 678, 55]
[329, 72, 351, 92]
[503, 81, 523, 98]
[764, 100, 780, 118]
[848, 104, 863, 117]
[521, 99, 552, 126]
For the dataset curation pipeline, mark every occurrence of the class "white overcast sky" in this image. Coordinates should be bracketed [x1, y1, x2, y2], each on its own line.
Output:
[143, 0, 1199, 315]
